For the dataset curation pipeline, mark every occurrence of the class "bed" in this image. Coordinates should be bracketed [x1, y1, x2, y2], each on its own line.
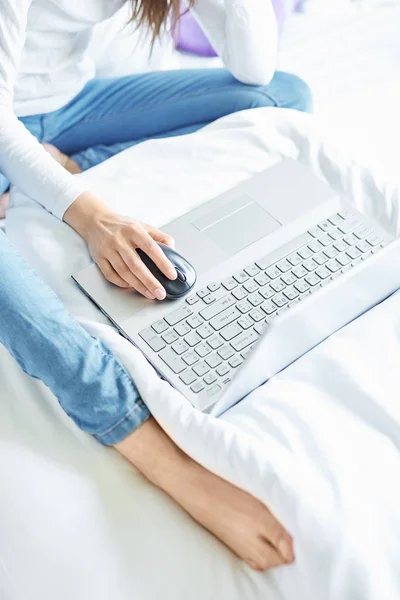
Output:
[1, 107, 400, 600]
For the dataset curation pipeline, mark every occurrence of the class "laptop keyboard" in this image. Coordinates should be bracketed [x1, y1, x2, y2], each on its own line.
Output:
[139, 209, 386, 400]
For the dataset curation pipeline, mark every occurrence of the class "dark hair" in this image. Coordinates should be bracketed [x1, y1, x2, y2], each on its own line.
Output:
[130, 0, 195, 45]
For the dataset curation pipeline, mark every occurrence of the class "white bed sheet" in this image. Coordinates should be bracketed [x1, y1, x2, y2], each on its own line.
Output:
[2, 107, 400, 600]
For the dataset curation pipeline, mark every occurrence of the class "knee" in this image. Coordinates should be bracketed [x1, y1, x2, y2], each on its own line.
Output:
[286, 74, 313, 113]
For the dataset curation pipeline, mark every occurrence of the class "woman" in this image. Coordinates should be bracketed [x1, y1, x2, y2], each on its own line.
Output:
[0, 0, 308, 569]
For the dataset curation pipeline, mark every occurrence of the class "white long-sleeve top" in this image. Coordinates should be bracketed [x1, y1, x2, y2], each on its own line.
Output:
[0, 0, 277, 219]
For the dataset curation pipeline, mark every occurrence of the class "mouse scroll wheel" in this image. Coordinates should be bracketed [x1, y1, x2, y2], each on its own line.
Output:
[176, 269, 186, 282]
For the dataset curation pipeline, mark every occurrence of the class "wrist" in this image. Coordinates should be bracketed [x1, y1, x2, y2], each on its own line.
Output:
[63, 191, 114, 239]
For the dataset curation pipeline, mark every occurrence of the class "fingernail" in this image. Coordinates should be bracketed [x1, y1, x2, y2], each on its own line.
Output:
[154, 288, 166, 300]
[278, 538, 293, 563]
[168, 268, 177, 280]
[144, 291, 155, 300]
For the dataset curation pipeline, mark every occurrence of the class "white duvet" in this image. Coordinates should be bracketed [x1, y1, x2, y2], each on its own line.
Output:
[2, 107, 400, 600]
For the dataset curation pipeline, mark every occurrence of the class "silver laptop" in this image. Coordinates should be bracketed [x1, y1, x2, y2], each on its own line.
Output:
[72, 159, 400, 415]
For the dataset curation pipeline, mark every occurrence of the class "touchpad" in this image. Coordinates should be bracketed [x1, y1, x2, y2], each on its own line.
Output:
[192, 194, 281, 255]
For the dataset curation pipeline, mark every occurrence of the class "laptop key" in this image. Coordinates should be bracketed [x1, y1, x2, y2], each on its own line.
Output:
[195, 343, 212, 358]
[319, 234, 332, 247]
[207, 383, 222, 397]
[337, 253, 351, 266]
[366, 233, 383, 247]
[180, 369, 197, 385]
[343, 233, 357, 246]
[309, 226, 323, 238]
[265, 265, 281, 279]
[254, 272, 270, 286]
[159, 348, 186, 374]
[186, 295, 199, 306]
[305, 273, 321, 286]
[191, 380, 205, 394]
[184, 332, 202, 347]
[232, 286, 247, 301]
[243, 279, 259, 294]
[231, 330, 259, 352]
[283, 286, 299, 300]
[314, 252, 328, 265]
[333, 240, 348, 252]
[197, 288, 210, 299]
[259, 285, 274, 300]
[261, 300, 277, 315]
[162, 329, 179, 344]
[208, 334, 224, 350]
[356, 240, 371, 253]
[298, 246, 313, 260]
[220, 323, 242, 341]
[171, 340, 190, 355]
[319, 220, 333, 232]
[187, 314, 204, 329]
[236, 299, 252, 313]
[205, 353, 223, 369]
[294, 279, 310, 293]
[200, 294, 236, 321]
[182, 350, 199, 366]
[203, 294, 216, 304]
[244, 264, 260, 277]
[329, 214, 343, 225]
[207, 282, 221, 292]
[193, 361, 210, 377]
[270, 279, 285, 293]
[174, 321, 191, 336]
[287, 253, 302, 266]
[315, 266, 330, 279]
[210, 307, 240, 331]
[165, 306, 193, 326]
[197, 324, 214, 339]
[249, 308, 265, 322]
[292, 265, 307, 278]
[229, 355, 243, 368]
[326, 259, 342, 272]
[272, 293, 288, 308]
[233, 270, 249, 284]
[238, 315, 254, 329]
[204, 371, 217, 385]
[277, 259, 291, 273]
[248, 292, 264, 307]
[308, 240, 323, 253]
[346, 247, 362, 260]
[338, 217, 362, 234]
[323, 246, 338, 259]
[218, 345, 235, 360]
[152, 320, 168, 334]
[139, 328, 166, 352]
[216, 363, 230, 377]
[281, 272, 296, 285]
[221, 277, 238, 291]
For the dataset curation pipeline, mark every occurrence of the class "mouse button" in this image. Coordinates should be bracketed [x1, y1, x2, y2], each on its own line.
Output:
[176, 269, 186, 282]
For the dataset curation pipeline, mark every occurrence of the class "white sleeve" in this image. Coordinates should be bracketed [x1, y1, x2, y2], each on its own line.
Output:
[191, 0, 278, 86]
[0, 0, 87, 219]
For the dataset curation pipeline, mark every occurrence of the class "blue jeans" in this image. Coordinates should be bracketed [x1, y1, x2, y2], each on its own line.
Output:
[0, 68, 311, 444]
[0, 229, 151, 445]
[0, 68, 311, 193]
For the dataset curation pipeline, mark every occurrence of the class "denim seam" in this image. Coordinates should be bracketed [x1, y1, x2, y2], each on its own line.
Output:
[95, 396, 149, 439]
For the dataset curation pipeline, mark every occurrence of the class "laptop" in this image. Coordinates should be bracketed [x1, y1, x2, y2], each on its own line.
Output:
[72, 159, 400, 415]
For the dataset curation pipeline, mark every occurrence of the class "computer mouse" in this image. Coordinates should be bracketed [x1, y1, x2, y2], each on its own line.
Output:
[136, 243, 197, 300]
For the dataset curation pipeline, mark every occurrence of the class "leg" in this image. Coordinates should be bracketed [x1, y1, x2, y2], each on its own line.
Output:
[42, 69, 312, 170]
[0, 229, 150, 443]
[0, 230, 293, 568]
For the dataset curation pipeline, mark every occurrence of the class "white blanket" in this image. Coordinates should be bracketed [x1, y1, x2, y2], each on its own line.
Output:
[2, 107, 400, 600]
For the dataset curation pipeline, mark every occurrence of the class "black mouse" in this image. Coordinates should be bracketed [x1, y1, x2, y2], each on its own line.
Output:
[136, 243, 197, 300]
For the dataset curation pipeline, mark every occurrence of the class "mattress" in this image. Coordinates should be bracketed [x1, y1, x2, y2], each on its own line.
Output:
[2, 107, 400, 600]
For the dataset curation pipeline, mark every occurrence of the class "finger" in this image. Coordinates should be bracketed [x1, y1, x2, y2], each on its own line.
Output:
[146, 225, 175, 249]
[98, 259, 131, 289]
[109, 253, 155, 299]
[134, 229, 177, 280]
[118, 245, 166, 300]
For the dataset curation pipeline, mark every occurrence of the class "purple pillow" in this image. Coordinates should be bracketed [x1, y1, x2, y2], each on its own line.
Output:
[174, 0, 302, 57]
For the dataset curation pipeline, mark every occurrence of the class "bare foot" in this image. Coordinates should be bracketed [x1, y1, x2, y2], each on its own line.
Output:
[43, 143, 82, 174]
[116, 418, 294, 570]
[0, 192, 9, 219]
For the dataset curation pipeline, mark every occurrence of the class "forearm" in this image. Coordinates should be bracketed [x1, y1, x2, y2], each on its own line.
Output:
[0, 230, 150, 445]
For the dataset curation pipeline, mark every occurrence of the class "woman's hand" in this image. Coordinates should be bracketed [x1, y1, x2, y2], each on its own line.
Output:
[64, 191, 177, 300]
